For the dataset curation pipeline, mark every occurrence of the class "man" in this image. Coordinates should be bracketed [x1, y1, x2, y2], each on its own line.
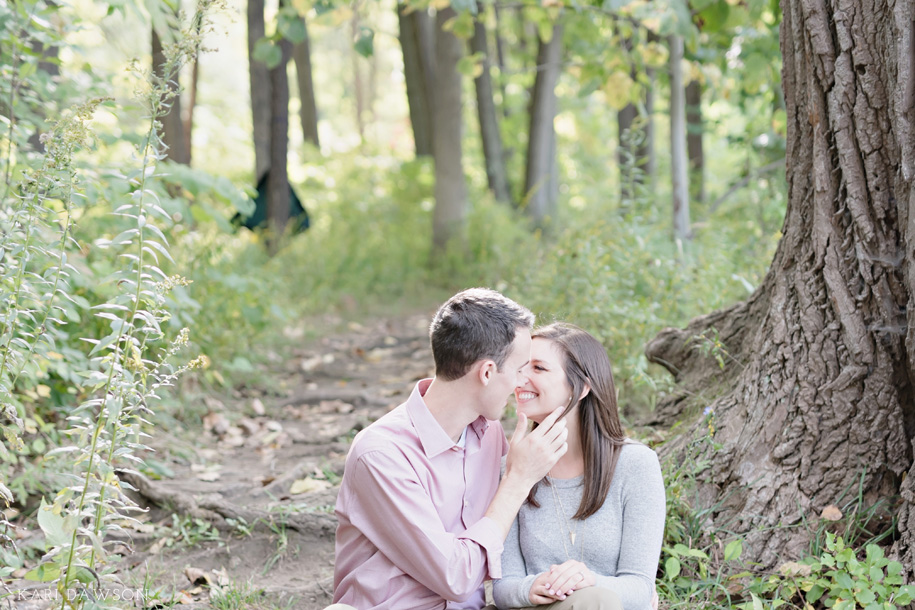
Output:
[331, 288, 569, 610]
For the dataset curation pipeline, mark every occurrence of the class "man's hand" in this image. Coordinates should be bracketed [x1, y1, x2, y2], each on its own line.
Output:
[503, 406, 568, 488]
[484, 406, 568, 539]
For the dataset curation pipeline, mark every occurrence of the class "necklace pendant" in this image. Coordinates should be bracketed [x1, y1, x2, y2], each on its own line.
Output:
[570, 532, 576, 545]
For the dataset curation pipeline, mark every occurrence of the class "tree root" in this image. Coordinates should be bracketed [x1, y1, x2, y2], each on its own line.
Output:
[118, 470, 335, 538]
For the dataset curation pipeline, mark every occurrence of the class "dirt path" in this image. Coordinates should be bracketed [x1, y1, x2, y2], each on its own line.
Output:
[120, 313, 437, 609]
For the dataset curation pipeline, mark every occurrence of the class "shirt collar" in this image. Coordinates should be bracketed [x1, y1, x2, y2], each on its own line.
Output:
[407, 379, 491, 458]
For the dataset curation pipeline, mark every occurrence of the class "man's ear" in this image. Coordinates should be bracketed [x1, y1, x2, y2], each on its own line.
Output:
[478, 360, 497, 386]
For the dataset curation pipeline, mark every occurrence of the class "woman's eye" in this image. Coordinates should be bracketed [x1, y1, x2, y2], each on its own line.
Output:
[534, 365, 546, 372]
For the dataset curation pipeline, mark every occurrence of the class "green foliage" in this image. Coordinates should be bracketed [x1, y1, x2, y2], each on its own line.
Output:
[743, 534, 915, 610]
[160, 514, 223, 549]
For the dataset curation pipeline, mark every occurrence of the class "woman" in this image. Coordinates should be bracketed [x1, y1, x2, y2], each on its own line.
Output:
[492, 323, 665, 610]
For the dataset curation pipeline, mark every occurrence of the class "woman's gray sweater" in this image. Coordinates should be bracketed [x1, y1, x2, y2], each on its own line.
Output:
[492, 443, 665, 610]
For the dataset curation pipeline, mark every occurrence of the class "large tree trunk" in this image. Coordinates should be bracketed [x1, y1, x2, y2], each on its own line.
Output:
[524, 22, 563, 227]
[293, 14, 320, 149]
[397, 4, 435, 157]
[152, 24, 190, 164]
[645, 0, 915, 571]
[470, 3, 511, 205]
[247, 0, 270, 180]
[668, 34, 690, 243]
[431, 6, 468, 254]
[267, 37, 293, 248]
[686, 79, 704, 204]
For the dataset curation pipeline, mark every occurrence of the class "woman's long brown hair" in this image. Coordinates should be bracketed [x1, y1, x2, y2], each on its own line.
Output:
[527, 323, 627, 520]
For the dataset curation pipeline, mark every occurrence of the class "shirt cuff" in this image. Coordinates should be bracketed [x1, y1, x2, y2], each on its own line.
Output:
[459, 516, 505, 578]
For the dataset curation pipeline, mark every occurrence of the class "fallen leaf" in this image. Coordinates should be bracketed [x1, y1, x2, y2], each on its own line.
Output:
[779, 561, 812, 577]
[184, 567, 212, 586]
[202, 411, 230, 436]
[176, 591, 195, 604]
[820, 505, 842, 521]
[290, 477, 332, 494]
[149, 537, 168, 554]
[12, 568, 28, 579]
[301, 356, 323, 372]
[212, 567, 232, 587]
[251, 398, 265, 415]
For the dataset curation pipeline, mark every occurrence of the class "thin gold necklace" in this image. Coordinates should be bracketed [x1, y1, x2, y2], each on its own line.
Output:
[547, 473, 585, 561]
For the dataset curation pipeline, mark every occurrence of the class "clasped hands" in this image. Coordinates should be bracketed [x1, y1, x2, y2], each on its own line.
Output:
[529, 560, 594, 604]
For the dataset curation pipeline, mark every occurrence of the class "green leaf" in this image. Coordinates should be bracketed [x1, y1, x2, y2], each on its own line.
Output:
[37, 499, 72, 547]
[869, 566, 884, 583]
[278, 12, 307, 45]
[724, 539, 743, 561]
[835, 571, 855, 590]
[665, 556, 681, 580]
[354, 26, 374, 58]
[806, 584, 826, 603]
[751, 592, 764, 610]
[253, 37, 283, 69]
[856, 588, 876, 605]
[866, 544, 884, 564]
[25, 563, 61, 582]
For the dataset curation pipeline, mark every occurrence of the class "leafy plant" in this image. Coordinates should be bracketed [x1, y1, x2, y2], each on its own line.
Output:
[744, 534, 915, 610]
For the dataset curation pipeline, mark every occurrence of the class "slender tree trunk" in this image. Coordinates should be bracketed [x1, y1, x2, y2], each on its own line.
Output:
[646, 0, 915, 571]
[293, 15, 320, 148]
[152, 25, 189, 164]
[618, 31, 656, 203]
[247, 0, 270, 180]
[686, 79, 704, 204]
[351, 12, 366, 147]
[524, 22, 563, 227]
[493, 2, 509, 121]
[668, 34, 690, 243]
[431, 6, 468, 254]
[398, 5, 435, 157]
[267, 37, 293, 248]
[471, 3, 511, 204]
[183, 47, 198, 165]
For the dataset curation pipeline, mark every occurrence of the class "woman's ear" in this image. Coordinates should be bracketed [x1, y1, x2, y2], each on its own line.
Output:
[579, 384, 591, 402]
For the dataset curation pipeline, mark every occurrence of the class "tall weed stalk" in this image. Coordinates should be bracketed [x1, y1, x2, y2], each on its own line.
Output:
[0, 1, 219, 604]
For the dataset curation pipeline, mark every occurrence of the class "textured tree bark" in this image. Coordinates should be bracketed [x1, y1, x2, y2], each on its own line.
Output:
[669, 35, 690, 243]
[431, 6, 468, 254]
[397, 4, 435, 157]
[470, 3, 511, 205]
[293, 15, 320, 149]
[646, 0, 915, 570]
[267, 37, 293, 249]
[152, 25, 189, 165]
[247, 0, 271, 180]
[686, 79, 703, 204]
[524, 22, 563, 227]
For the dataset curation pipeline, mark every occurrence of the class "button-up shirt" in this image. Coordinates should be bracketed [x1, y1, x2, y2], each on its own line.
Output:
[333, 379, 508, 610]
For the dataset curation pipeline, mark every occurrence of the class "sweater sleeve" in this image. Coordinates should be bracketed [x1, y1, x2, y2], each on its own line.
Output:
[593, 446, 666, 610]
[491, 513, 538, 609]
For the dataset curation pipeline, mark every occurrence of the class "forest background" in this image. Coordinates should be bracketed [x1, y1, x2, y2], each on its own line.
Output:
[2, 0, 913, 607]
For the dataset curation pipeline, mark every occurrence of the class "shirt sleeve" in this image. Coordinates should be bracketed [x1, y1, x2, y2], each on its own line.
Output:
[593, 447, 666, 610]
[347, 448, 504, 602]
[491, 513, 537, 609]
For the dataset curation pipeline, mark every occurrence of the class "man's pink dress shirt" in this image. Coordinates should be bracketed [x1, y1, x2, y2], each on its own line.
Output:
[333, 379, 508, 610]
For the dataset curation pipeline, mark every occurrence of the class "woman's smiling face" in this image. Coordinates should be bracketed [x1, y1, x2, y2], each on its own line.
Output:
[514, 337, 572, 424]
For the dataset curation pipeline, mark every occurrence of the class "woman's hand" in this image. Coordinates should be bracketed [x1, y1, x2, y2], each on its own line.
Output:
[544, 560, 595, 598]
[528, 572, 560, 605]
